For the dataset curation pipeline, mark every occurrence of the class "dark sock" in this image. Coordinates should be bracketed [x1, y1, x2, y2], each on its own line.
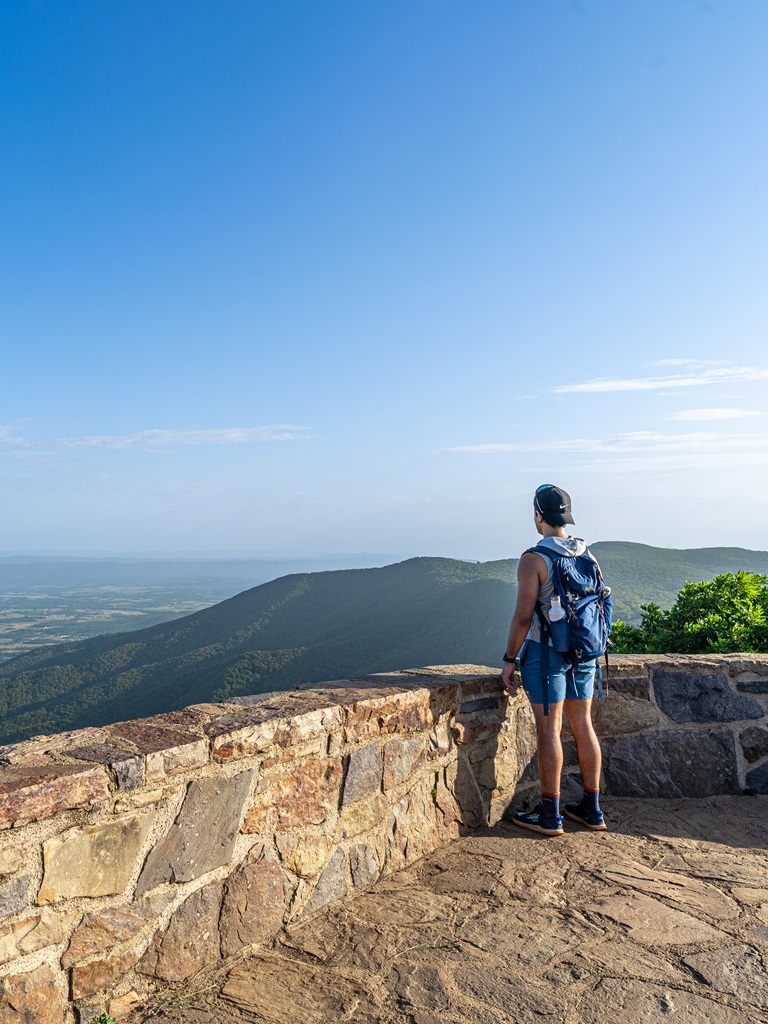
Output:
[582, 789, 600, 814]
[541, 793, 560, 819]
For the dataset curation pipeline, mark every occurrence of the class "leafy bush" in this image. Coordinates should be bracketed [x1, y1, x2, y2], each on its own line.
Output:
[612, 571, 768, 654]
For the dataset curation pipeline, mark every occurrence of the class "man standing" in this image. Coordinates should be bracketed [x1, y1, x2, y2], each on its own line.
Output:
[501, 484, 606, 836]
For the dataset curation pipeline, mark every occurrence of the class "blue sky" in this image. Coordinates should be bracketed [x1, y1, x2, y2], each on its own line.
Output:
[2, 0, 767, 560]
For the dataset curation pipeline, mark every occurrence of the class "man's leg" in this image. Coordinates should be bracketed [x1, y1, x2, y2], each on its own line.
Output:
[564, 696, 606, 830]
[564, 698, 600, 790]
[512, 642, 566, 835]
[511, 700, 565, 835]
[532, 699, 565, 795]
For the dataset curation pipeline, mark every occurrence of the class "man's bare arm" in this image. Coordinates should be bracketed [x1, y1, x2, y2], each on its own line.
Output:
[502, 551, 546, 688]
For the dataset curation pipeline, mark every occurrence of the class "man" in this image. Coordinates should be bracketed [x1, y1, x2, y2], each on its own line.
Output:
[501, 484, 606, 836]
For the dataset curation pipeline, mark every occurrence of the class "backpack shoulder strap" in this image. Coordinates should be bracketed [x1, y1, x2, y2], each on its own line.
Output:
[524, 543, 558, 562]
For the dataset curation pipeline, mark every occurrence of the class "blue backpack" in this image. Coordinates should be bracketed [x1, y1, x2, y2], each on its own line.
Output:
[526, 542, 613, 715]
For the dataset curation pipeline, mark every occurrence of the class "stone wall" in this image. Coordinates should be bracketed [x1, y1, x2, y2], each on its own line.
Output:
[1, 654, 767, 1022]
[0, 666, 531, 1023]
[513, 654, 768, 805]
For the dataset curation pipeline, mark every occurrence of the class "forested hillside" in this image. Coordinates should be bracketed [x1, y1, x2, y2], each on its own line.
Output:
[2, 543, 768, 745]
[0, 558, 515, 744]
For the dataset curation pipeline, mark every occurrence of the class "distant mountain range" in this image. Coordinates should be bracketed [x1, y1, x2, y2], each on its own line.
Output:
[2, 542, 767, 746]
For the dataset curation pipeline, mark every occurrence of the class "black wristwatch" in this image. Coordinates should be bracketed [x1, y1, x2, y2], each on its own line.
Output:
[502, 652, 517, 665]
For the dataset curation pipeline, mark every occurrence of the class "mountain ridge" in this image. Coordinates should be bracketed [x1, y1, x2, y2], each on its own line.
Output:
[2, 542, 768, 745]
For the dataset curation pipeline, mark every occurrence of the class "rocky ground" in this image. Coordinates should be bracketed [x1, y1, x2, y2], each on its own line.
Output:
[126, 795, 768, 1024]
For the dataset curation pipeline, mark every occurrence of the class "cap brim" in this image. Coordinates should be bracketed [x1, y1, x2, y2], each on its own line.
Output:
[548, 512, 575, 526]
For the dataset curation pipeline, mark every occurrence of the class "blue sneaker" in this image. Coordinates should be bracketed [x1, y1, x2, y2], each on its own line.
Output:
[564, 801, 607, 831]
[512, 804, 564, 836]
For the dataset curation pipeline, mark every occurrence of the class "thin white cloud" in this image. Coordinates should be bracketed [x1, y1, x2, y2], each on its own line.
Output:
[372, 494, 435, 507]
[649, 358, 725, 367]
[0, 424, 29, 447]
[554, 366, 768, 394]
[667, 408, 760, 422]
[55, 426, 311, 450]
[437, 430, 768, 472]
[0, 424, 312, 460]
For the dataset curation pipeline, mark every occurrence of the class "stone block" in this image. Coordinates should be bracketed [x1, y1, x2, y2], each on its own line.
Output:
[0, 877, 28, 922]
[1, 726, 107, 764]
[383, 735, 428, 789]
[243, 758, 341, 834]
[603, 729, 740, 797]
[0, 907, 79, 967]
[272, 703, 343, 750]
[0, 764, 110, 829]
[339, 792, 388, 838]
[452, 713, 503, 746]
[444, 756, 485, 829]
[344, 686, 458, 743]
[342, 744, 382, 805]
[137, 879, 224, 981]
[276, 835, 333, 880]
[388, 777, 442, 869]
[652, 669, 762, 723]
[259, 735, 327, 768]
[205, 711, 279, 759]
[459, 696, 501, 714]
[604, 657, 651, 680]
[141, 708, 211, 731]
[108, 991, 143, 1020]
[107, 722, 208, 782]
[206, 700, 342, 760]
[137, 771, 253, 894]
[68, 744, 144, 791]
[718, 655, 768, 680]
[62, 907, 147, 968]
[433, 771, 462, 840]
[299, 847, 346, 918]
[740, 725, 768, 763]
[38, 811, 155, 904]
[71, 950, 138, 1001]
[220, 847, 290, 956]
[736, 676, 768, 693]
[603, 675, 652, 699]
[428, 716, 453, 758]
[0, 847, 24, 878]
[591, 691, 668, 736]
[746, 762, 768, 794]
[0, 964, 64, 1024]
[350, 842, 381, 890]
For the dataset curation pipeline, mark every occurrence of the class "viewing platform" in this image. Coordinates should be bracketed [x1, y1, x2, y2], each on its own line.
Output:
[123, 794, 768, 1024]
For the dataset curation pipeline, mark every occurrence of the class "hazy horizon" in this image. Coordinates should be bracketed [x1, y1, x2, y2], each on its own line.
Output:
[2, 538, 768, 564]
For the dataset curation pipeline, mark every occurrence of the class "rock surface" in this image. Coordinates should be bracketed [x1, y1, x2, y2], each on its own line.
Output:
[602, 728, 740, 796]
[38, 810, 155, 903]
[0, 963, 64, 1023]
[652, 668, 763, 722]
[122, 795, 768, 1024]
[137, 772, 253, 893]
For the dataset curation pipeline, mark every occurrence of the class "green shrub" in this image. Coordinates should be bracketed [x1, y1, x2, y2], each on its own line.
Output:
[612, 571, 768, 654]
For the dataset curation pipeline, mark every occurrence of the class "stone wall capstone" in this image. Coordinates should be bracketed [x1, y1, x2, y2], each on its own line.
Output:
[0, 654, 767, 1021]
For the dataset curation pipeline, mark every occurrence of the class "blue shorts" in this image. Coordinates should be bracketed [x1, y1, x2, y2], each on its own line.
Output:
[519, 639, 597, 705]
